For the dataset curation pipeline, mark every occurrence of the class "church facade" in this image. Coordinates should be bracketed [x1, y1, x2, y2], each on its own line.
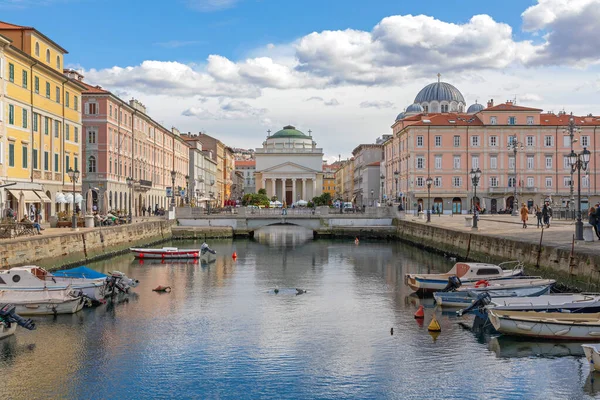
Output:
[254, 126, 324, 205]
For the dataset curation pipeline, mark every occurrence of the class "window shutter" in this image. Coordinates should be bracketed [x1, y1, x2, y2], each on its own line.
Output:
[85, 102, 89, 115]
[0, 100, 3, 122]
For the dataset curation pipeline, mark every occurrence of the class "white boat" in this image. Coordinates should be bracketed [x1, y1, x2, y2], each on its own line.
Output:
[490, 294, 600, 313]
[434, 282, 553, 307]
[0, 304, 36, 339]
[130, 243, 217, 260]
[0, 288, 84, 316]
[488, 309, 600, 340]
[405, 261, 524, 293]
[583, 344, 600, 371]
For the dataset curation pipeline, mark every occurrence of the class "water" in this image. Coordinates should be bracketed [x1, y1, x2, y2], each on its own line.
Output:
[0, 225, 598, 399]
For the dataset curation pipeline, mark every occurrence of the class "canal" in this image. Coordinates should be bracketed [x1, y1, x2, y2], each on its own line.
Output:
[0, 225, 598, 399]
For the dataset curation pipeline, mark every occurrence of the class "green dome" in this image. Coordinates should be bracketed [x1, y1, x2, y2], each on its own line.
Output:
[270, 125, 308, 139]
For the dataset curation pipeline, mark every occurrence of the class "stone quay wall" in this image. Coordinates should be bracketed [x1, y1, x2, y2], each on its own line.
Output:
[0, 220, 173, 270]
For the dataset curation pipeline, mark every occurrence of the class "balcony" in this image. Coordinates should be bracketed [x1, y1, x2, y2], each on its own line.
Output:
[488, 186, 539, 194]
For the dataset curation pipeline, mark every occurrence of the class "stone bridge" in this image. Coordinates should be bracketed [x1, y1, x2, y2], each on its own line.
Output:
[174, 206, 396, 236]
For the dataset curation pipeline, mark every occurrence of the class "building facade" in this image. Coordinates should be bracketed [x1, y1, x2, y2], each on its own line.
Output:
[0, 21, 86, 221]
[351, 144, 383, 207]
[322, 163, 336, 198]
[255, 125, 323, 204]
[235, 159, 255, 195]
[385, 79, 600, 214]
[79, 80, 189, 215]
[187, 133, 229, 207]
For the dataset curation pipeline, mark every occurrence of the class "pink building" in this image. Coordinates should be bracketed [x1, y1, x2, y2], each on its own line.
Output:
[66, 71, 190, 214]
[384, 80, 600, 214]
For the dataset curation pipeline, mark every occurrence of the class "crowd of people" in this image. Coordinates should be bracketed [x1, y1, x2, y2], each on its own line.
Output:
[520, 203, 553, 229]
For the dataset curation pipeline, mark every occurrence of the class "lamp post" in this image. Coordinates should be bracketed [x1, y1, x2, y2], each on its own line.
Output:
[185, 175, 190, 205]
[126, 177, 134, 223]
[67, 168, 80, 231]
[507, 135, 524, 216]
[426, 176, 432, 223]
[380, 174, 384, 204]
[470, 167, 482, 229]
[170, 170, 176, 208]
[569, 147, 591, 240]
[564, 115, 581, 219]
[394, 170, 399, 203]
[370, 189, 374, 207]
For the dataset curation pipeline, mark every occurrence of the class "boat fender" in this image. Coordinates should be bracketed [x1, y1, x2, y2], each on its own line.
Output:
[194, 252, 199, 258]
[474, 280, 489, 288]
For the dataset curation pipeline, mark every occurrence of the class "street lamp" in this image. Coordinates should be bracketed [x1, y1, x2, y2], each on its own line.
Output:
[563, 114, 581, 220]
[426, 176, 432, 222]
[380, 174, 384, 204]
[370, 189, 374, 206]
[67, 168, 80, 231]
[507, 135, 524, 216]
[569, 147, 591, 240]
[470, 168, 482, 229]
[126, 177, 134, 223]
[185, 175, 190, 205]
[394, 170, 399, 203]
[170, 170, 176, 208]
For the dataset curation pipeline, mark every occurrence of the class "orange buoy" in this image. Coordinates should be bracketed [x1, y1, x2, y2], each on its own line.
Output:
[414, 305, 425, 319]
[232, 252, 237, 259]
[152, 285, 171, 292]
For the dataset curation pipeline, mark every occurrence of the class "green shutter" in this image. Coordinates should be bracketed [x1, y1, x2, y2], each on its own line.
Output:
[8, 63, 14, 82]
[66, 92, 70, 107]
[74, 127, 79, 143]
[46, 82, 50, 98]
[33, 113, 38, 132]
[22, 146, 27, 169]
[66, 124, 70, 141]
[54, 153, 59, 172]
[8, 104, 14, 125]
[22, 70, 27, 88]
[66, 155, 70, 171]
[8, 144, 14, 167]
[33, 149, 38, 169]
[44, 151, 49, 171]
[22, 108, 27, 129]
[35, 76, 39, 93]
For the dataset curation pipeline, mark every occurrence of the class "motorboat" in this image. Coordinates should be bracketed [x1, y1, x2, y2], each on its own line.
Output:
[0, 304, 36, 339]
[433, 278, 555, 307]
[490, 294, 600, 313]
[53, 266, 139, 297]
[130, 243, 217, 260]
[405, 261, 524, 293]
[0, 288, 85, 315]
[583, 344, 600, 371]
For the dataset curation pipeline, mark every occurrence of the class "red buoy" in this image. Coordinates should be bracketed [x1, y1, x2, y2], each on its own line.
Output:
[414, 305, 425, 319]
[232, 252, 237, 259]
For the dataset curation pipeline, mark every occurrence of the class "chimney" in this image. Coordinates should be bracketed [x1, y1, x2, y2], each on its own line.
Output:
[506, 100, 513, 106]
[487, 99, 494, 108]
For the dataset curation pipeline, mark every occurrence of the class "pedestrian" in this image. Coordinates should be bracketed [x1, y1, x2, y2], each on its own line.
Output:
[589, 206, 600, 240]
[542, 203, 550, 228]
[520, 203, 529, 228]
[594, 204, 600, 239]
[142, 206, 146, 216]
[535, 205, 543, 228]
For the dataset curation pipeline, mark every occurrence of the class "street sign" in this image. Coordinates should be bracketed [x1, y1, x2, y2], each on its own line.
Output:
[166, 187, 173, 197]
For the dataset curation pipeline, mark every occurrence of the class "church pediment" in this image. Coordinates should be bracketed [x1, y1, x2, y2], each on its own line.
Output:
[261, 162, 319, 174]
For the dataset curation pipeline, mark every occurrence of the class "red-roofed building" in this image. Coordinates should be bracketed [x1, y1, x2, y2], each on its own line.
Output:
[235, 159, 256, 194]
[351, 144, 383, 206]
[385, 79, 600, 214]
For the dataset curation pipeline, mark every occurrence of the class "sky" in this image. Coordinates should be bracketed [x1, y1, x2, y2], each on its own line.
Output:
[3, 0, 600, 162]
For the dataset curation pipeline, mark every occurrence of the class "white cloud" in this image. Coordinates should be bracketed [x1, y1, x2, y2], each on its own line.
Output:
[182, 100, 267, 120]
[305, 96, 339, 106]
[186, 0, 240, 12]
[360, 101, 395, 109]
[519, 93, 543, 102]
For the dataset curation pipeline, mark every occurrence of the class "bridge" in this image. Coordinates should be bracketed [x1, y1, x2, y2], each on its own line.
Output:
[174, 206, 397, 237]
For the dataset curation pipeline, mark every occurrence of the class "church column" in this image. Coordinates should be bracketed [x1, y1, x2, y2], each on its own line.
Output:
[271, 178, 276, 199]
[313, 179, 317, 198]
[262, 178, 266, 192]
[302, 178, 306, 200]
[292, 178, 297, 204]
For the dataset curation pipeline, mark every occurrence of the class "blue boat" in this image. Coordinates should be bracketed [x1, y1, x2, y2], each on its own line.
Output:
[434, 281, 554, 307]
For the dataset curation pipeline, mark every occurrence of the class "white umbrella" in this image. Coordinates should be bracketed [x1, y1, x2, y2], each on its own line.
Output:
[19, 191, 26, 220]
[55, 193, 67, 204]
[64, 193, 74, 203]
[86, 189, 93, 215]
[296, 200, 308, 206]
[75, 194, 83, 204]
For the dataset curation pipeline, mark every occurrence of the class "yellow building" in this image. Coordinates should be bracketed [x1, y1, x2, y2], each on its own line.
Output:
[322, 163, 337, 198]
[0, 21, 86, 221]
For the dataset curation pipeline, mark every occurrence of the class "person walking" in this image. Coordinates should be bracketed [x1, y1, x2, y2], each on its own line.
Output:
[535, 205, 543, 228]
[520, 203, 529, 228]
[542, 203, 550, 228]
[589, 206, 600, 240]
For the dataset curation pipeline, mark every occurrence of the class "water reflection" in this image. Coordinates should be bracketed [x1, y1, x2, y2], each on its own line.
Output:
[254, 224, 313, 247]
[489, 336, 585, 358]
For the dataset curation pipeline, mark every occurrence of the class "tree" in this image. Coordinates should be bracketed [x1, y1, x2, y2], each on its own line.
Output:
[312, 192, 332, 206]
[258, 188, 267, 195]
[242, 193, 270, 207]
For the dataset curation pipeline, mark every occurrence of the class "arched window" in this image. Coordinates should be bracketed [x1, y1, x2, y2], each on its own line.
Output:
[109, 157, 112, 174]
[56, 55, 60, 69]
[88, 156, 96, 173]
[46, 49, 50, 63]
[35, 42, 40, 56]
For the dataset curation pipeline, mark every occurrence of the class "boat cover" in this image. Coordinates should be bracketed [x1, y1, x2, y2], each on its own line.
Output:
[52, 266, 107, 279]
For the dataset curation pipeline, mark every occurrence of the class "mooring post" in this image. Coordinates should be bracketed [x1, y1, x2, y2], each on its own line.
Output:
[535, 227, 544, 268]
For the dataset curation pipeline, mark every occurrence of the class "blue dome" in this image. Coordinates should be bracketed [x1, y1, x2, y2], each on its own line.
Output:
[395, 112, 406, 121]
[414, 82, 465, 104]
[406, 103, 424, 113]
[467, 102, 484, 113]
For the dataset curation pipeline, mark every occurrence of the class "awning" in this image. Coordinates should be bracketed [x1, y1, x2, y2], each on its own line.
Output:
[8, 189, 41, 203]
[35, 191, 52, 203]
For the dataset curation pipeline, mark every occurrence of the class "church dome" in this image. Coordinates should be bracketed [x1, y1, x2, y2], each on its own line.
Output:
[414, 82, 465, 104]
[395, 112, 406, 121]
[467, 102, 484, 114]
[406, 103, 424, 113]
[270, 125, 308, 139]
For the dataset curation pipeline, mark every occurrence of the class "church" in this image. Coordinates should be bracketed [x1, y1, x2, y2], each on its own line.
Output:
[254, 126, 324, 205]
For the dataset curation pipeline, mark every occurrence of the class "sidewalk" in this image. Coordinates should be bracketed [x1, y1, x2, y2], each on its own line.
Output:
[402, 213, 600, 257]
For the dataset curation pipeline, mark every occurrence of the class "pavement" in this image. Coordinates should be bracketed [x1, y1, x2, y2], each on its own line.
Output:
[401, 212, 600, 257]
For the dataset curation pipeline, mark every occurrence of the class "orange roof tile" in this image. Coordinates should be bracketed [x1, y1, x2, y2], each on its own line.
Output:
[540, 114, 600, 126]
[407, 113, 484, 127]
[80, 80, 110, 94]
[484, 103, 543, 112]
[235, 160, 255, 167]
[0, 20, 68, 53]
[0, 21, 32, 29]
[367, 161, 381, 167]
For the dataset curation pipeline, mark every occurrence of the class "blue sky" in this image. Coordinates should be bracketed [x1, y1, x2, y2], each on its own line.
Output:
[2, 0, 599, 158]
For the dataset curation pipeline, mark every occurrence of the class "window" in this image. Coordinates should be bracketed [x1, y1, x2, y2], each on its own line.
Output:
[452, 177, 462, 187]
[434, 177, 442, 187]
[508, 116, 516, 125]
[563, 156, 571, 170]
[22, 146, 27, 168]
[65, 124, 70, 141]
[109, 105, 113, 117]
[56, 55, 60, 69]
[74, 96, 78, 111]
[88, 156, 97, 173]
[435, 156, 442, 170]
[74, 127, 79, 143]
[416, 177, 423, 187]
[55, 86, 60, 103]
[8, 144, 14, 167]
[508, 136, 516, 146]
[8, 104, 14, 125]
[109, 157, 112, 174]
[490, 156, 497, 169]
[545, 177, 552, 188]
[416, 136, 423, 147]
[489, 136, 497, 147]
[583, 175, 590, 188]
[8, 63, 14, 82]
[508, 177, 516, 187]
[66, 92, 70, 108]
[88, 129, 96, 144]
[453, 156, 461, 169]
[46, 49, 50, 63]
[490, 116, 497, 125]
[32, 113, 38, 132]
[74, 156, 78, 171]
[508, 157, 515, 170]
[471, 136, 479, 147]
[472, 156, 479, 169]
[46, 82, 50, 98]
[564, 177, 572, 187]
[66, 155, 70, 171]
[22, 70, 27, 88]
[44, 117, 49, 135]
[35, 42, 39, 56]
[582, 136, 589, 147]
[524, 136, 533, 147]
[34, 76, 39, 93]
[527, 116, 534, 125]
[54, 121, 59, 138]
[545, 156, 553, 169]
[54, 153, 59, 172]
[490, 177, 498, 187]
[22, 108, 27, 129]
[527, 177, 534, 188]
[545, 136, 554, 147]
[527, 156, 534, 169]
[563, 136, 571, 147]
[434, 136, 441, 147]
[32, 149, 38, 169]
[44, 151, 49, 171]
[441, 104, 449, 113]
[453, 136, 460, 147]
[87, 103, 98, 115]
